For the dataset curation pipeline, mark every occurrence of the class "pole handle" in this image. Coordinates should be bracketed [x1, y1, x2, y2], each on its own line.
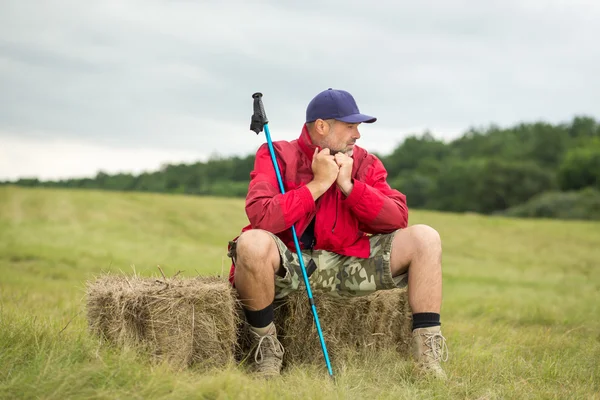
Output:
[250, 92, 269, 134]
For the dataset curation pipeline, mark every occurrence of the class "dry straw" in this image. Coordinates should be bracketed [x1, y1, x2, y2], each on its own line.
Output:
[87, 272, 412, 371]
[86, 272, 240, 370]
[239, 288, 413, 367]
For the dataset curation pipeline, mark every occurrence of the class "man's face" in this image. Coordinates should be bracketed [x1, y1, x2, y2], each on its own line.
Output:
[320, 120, 362, 156]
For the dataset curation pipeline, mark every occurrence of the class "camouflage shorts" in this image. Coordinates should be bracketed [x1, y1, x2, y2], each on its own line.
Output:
[229, 230, 408, 299]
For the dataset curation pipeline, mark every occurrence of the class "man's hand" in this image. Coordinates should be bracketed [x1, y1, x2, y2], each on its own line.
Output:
[334, 153, 353, 196]
[307, 148, 339, 200]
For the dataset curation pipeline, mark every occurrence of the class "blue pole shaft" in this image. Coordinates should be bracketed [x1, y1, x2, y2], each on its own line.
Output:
[263, 123, 334, 377]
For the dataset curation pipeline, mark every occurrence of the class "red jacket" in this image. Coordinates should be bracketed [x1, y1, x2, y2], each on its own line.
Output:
[228, 125, 409, 283]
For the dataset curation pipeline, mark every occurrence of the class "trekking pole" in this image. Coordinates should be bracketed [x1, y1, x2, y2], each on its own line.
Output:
[249, 92, 334, 379]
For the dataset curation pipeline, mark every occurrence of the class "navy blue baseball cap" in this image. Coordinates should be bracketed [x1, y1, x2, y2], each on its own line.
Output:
[305, 88, 377, 124]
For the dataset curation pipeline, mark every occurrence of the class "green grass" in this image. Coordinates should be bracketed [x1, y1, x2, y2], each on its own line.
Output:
[1, 186, 599, 399]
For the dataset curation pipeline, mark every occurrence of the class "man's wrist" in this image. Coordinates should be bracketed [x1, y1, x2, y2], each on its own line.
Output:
[307, 180, 330, 200]
[340, 181, 353, 197]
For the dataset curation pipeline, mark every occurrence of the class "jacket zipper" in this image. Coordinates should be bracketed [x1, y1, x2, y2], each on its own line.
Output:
[331, 191, 339, 233]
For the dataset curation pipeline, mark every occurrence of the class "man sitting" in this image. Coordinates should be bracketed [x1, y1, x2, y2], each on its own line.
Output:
[227, 88, 448, 379]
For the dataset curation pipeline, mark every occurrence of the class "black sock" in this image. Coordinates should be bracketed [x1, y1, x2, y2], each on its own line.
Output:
[243, 303, 274, 328]
[412, 312, 441, 330]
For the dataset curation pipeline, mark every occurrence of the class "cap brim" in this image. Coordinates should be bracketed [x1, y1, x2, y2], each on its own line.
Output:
[337, 113, 377, 124]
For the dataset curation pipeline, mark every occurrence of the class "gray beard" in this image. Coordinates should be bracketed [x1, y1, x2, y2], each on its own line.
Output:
[329, 150, 353, 157]
[327, 148, 350, 156]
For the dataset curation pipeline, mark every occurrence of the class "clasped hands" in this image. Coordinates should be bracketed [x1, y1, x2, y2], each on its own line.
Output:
[311, 147, 353, 197]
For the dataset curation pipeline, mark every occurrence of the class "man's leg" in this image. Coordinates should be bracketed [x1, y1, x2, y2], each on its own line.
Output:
[234, 229, 281, 314]
[390, 224, 442, 313]
[233, 229, 285, 377]
[389, 224, 448, 379]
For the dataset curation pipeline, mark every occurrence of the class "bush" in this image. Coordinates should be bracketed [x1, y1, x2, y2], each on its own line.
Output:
[428, 158, 556, 214]
[558, 140, 600, 191]
[389, 173, 436, 209]
[500, 188, 600, 220]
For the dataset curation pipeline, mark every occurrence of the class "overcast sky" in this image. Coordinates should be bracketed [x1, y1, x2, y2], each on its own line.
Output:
[1, 0, 599, 180]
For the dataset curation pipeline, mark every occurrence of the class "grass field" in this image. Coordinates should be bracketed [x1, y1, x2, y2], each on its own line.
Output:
[1, 186, 599, 399]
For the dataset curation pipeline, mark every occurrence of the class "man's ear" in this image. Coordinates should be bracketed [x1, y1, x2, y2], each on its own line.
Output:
[314, 119, 329, 136]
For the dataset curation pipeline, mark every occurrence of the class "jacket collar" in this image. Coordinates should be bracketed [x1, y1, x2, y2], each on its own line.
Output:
[298, 124, 319, 161]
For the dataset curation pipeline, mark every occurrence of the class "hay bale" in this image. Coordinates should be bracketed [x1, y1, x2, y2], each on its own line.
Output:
[271, 288, 412, 366]
[86, 274, 240, 370]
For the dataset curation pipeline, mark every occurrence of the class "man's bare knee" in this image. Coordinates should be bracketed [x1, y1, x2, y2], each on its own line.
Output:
[410, 224, 442, 256]
[235, 229, 280, 274]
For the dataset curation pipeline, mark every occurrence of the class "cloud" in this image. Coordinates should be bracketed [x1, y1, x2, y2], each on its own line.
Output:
[0, 132, 206, 181]
[1, 0, 599, 179]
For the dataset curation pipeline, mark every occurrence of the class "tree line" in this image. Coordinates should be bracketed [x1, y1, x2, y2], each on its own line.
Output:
[4, 116, 600, 220]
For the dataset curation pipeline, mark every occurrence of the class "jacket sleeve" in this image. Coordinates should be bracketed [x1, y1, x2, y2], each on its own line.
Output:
[245, 143, 316, 234]
[342, 156, 408, 233]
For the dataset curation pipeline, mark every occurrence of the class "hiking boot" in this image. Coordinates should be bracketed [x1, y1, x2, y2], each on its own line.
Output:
[247, 324, 285, 378]
[411, 326, 449, 380]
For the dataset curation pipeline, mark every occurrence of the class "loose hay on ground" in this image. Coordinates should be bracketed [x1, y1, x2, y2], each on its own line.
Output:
[238, 288, 413, 368]
[86, 274, 240, 370]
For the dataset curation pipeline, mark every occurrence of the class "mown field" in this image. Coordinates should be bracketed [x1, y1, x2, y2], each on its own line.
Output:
[0, 186, 599, 399]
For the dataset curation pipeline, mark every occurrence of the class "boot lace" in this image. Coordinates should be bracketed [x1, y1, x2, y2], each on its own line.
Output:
[253, 333, 285, 365]
[423, 331, 449, 363]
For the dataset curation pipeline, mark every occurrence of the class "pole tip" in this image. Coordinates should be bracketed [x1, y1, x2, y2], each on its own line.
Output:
[252, 92, 263, 99]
